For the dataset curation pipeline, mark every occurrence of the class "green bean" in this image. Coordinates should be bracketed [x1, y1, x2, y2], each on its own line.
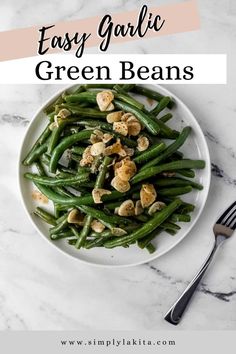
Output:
[131, 86, 174, 108]
[112, 132, 137, 148]
[50, 229, 74, 240]
[49, 213, 69, 235]
[65, 92, 99, 104]
[73, 118, 112, 131]
[57, 166, 77, 175]
[33, 182, 123, 206]
[69, 225, 81, 238]
[60, 105, 108, 118]
[47, 117, 79, 154]
[54, 212, 69, 224]
[132, 159, 205, 184]
[89, 225, 138, 239]
[138, 229, 161, 249]
[136, 215, 181, 232]
[178, 203, 195, 214]
[172, 151, 184, 160]
[64, 125, 80, 135]
[159, 113, 173, 123]
[158, 186, 192, 197]
[112, 84, 125, 93]
[24, 172, 89, 186]
[49, 130, 92, 173]
[114, 100, 160, 135]
[95, 156, 112, 187]
[35, 126, 50, 144]
[135, 214, 149, 223]
[34, 160, 46, 176]
[66, 187, 89, 196]
[53, 186, 74, 197]
[75, 214, 93, 248]
[143, 108, 179, 139]
[135, 215, 181, 231]
[84, 84, 114, 89]
[163, 153, 184, 164]
[145, 243, 156, 254]
[166, 229, 177, 236]
[75, 156, 112, 248]
[163, 198, 195, 214]
[170, 213, 191, 222]
[141, 127, 191, 170]
[78, 104, 92, 111]
[113, 85, 130, 95]
[119, 84, 136, 92]
[155, 122, 179, 139]
[47, 111, 57, 123]
[137, 133, 162, 147]
[35, 160, 74, 199]
[104, 199, 182, 248]
[70, 153, 81, 163]
[155, 177, 203, 190]
[161, 221, 181, 231]
[150, 97, 171, 116]
[68, 223, 177, 242]
[104, 201, 122, 210]
[133, 142, 166, 164]
[73, 85, 86, 94]
[54, 168, 83, 179]
[54, 203, 61, 218]
[67, 238, 83, 245]
[84, 237, 108, 249]
[45, 95, 65, 115]
[23, 141, 48, 166]
[22, 125, 51, 165]
[78, 180, 95, 188]
[78, 205, 132, 227]
[114, 91, 144, 111]
[177, 169, 195, 178]
[34, 207, 57, 226]
[40, 153, 51, 166]
[89, 230, 115, 238]
[71, 146, 86, 155]
[76, 187, 101, 254]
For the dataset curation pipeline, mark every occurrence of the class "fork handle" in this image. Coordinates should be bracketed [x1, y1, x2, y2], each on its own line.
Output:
[164, 240, 220, 325]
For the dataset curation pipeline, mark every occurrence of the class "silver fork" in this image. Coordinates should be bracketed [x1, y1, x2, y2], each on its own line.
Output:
[164, 201, 236, 325]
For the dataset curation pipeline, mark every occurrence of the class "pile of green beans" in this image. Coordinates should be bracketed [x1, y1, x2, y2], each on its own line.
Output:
[23, 84, 206, 254]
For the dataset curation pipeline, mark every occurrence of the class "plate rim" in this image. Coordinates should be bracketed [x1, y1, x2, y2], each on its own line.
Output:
[18, 84, 211, 268]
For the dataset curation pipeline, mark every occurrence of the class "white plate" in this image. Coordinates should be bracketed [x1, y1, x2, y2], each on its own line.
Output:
[18, 84, 211, 267]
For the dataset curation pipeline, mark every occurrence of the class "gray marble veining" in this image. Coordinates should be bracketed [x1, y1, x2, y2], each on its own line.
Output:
[0, 0, 236, 330]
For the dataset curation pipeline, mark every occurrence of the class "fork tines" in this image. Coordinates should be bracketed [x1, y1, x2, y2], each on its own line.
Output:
[216, 201, 236, 230]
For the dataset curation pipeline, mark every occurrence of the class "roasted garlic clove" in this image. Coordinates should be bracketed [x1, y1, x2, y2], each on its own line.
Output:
[137, 136, 149, 151]
[118, 199, 135, 216]
[140, 184, 157, 208]
[148, 201, 166, 215]
[96, 90, 114, 111]
[106, 111, 123, 123]
[90, 142, 105, 156]
[111, 175, 130, 193]
[92, 188, 111, 204]
[91, 220, 105, 233]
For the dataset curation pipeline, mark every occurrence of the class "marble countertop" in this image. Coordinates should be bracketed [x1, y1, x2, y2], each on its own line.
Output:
[0, 0, 236, 330]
